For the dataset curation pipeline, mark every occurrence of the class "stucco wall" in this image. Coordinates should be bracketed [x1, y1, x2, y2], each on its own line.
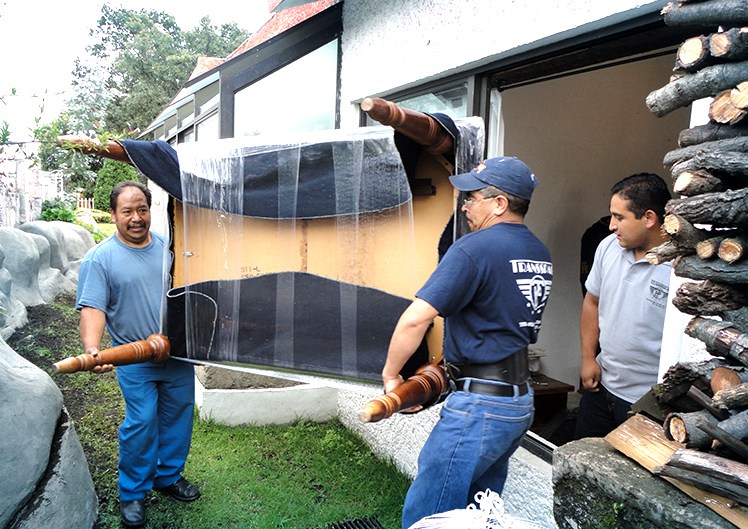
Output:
[339, 0, 662, 126]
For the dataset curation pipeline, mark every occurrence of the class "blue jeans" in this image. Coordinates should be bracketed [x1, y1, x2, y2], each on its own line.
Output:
[402, 380, 534, 529]
[574, 383, 632, 439]
[116, 357, 195, 500]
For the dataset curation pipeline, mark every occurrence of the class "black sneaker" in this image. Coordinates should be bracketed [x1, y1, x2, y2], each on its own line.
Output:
[120, 498, 146, 527]
[155, 477, 201, 502]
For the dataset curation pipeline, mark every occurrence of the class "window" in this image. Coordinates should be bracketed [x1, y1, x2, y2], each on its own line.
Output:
[195, 83, 219, 116]
[393, 83, 469, 119]
[234, 40, 338, 138]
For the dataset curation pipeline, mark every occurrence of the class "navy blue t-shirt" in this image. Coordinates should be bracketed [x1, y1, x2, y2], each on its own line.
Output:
[417, 222, 552, 365]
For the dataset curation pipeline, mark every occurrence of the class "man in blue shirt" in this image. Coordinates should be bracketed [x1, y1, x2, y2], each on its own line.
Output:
[76, 181, 199, 527]
[382, 157, 553, 528]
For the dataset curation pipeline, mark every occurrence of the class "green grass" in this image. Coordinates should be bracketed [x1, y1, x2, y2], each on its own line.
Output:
[9, 294, 411, 529]
[97, 222, 117, 238]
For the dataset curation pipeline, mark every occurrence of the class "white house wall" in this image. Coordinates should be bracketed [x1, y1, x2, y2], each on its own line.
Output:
[339, 0, 665, 125]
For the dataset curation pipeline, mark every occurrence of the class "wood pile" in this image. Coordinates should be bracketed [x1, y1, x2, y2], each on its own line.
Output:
[608, 1, 748, 523]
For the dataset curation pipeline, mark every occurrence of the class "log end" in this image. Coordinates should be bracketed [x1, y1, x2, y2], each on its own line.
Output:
[360, 97, 374, 112]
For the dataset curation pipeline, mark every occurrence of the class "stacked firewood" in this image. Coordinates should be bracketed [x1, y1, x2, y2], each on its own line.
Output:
[640, 0, 748, 505]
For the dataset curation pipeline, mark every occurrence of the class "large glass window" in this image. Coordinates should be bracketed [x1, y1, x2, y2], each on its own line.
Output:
[394, 83, 469, 119]
[196, 113, 218, 142]
[195, 82, 219, 115]
[234, 40, 338, 137]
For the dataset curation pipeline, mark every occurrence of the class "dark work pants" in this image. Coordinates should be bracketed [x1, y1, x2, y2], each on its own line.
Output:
[574, 383, 632, 439]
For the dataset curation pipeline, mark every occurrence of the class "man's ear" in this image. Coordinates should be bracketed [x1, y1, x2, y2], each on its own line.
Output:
[644, 209, 658, 229]
[493, 195, 509, 216]
[110, 209, 116, 223]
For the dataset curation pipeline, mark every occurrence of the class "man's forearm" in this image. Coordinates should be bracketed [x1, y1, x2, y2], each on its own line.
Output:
[79, 307, 106, 353]
[580, 293, 600, 361]
[382, 299, 438, 388]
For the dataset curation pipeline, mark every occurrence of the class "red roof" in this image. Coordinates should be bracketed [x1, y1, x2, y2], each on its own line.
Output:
[188, 57, 226, 81]
[226, 0, 338, 61]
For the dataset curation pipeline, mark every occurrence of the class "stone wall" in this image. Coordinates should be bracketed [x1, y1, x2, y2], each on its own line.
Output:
[0, 220, 97, 529]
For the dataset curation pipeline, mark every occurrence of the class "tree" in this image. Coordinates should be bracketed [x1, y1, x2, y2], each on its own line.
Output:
[85, 4, 250, 134]
[93, 159, 142, 211]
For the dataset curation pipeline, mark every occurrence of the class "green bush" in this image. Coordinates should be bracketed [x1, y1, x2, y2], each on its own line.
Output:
[76, 208, 112, 224]
[93, 159, 142, 211]
[39, 198, 77, 222]
[74, 220, 105, 243]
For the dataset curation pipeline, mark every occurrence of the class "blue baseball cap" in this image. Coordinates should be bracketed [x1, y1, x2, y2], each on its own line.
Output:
[449, 157, 538, 200]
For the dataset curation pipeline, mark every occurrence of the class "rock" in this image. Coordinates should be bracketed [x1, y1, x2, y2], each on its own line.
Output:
[9, 408, 98, 529]
[552, 437, 729, 529]
[0, 337, 63, 526]
[25, 233, 76, 304]
[19, 221, 69, 275]
[0, 228, 44, 307]
[0, 338, 97, 528]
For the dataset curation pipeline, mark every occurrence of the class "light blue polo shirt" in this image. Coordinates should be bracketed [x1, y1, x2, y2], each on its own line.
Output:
[585, 233, 671, 403]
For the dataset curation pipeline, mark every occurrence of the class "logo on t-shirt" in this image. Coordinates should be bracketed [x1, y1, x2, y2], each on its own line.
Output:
[648, 279, 668, 309]
[510, 259, 553, 312]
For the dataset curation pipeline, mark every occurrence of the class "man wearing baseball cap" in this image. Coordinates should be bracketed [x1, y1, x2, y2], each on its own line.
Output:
[382, 157, 553, 528]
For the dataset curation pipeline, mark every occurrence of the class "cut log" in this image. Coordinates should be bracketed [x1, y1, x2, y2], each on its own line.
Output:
[679, 121, 748, 147]
[660, 359, 725, 410]
[674, 170, 728, 196]
[662, 213, 714, 246]
[712, 28, 748, 61]
[724, 307, 748, 334]
[662, 1, 748, 27]
[677, 35, 718, 72]
[714, 382, 748, 410]
[672, 279, 748, 316]
[646, 239, 692, 265]
[664, 135, 748, 167]
[664, 409, 719, 448]
[719, 237, 748, 263]
[713, 366, 748, 393]
[709, 89, 748, 126]
[654, 465, 748, 506]
[688, 385, 732, 420]
[666, 189, 748, 229]
[656, 448, 748, 506]
[734, 81, 748, 110]
[606, 415, 748, 528]
[675, 254, 748, 284]
[670, 151, 748, 182]
[686, 316, 748, 365]
[697, 234, 735, 259]
[647, 61, 748, 117]
[697, 417, 748, 461]
[655, 448, 748, 505]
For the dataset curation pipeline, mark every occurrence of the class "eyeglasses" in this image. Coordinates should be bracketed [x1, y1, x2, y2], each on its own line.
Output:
[462, 195, 495, 207]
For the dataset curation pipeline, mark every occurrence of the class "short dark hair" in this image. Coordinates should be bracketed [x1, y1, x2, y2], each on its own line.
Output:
[110, 181, 151, 211]
[481, 185, 530, 217]
[610, 173, 670, 223]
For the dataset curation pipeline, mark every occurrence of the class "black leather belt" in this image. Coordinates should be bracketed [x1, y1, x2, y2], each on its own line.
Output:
[454, 379, 529, 397]
[445, 347, 530, 386]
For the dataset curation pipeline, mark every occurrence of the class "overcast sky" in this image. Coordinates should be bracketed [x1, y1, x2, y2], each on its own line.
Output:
[0, 1, 272, 142]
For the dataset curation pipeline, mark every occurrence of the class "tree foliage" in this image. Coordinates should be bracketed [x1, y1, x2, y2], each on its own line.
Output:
[93, 159, 142, 211]
[86, 4, 250, 134]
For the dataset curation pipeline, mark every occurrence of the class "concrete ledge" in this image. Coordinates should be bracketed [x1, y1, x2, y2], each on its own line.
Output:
[195, 376, 339, 426]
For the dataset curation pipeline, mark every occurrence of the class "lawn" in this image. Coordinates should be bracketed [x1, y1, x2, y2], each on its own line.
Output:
[9, 293, 411, 529]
